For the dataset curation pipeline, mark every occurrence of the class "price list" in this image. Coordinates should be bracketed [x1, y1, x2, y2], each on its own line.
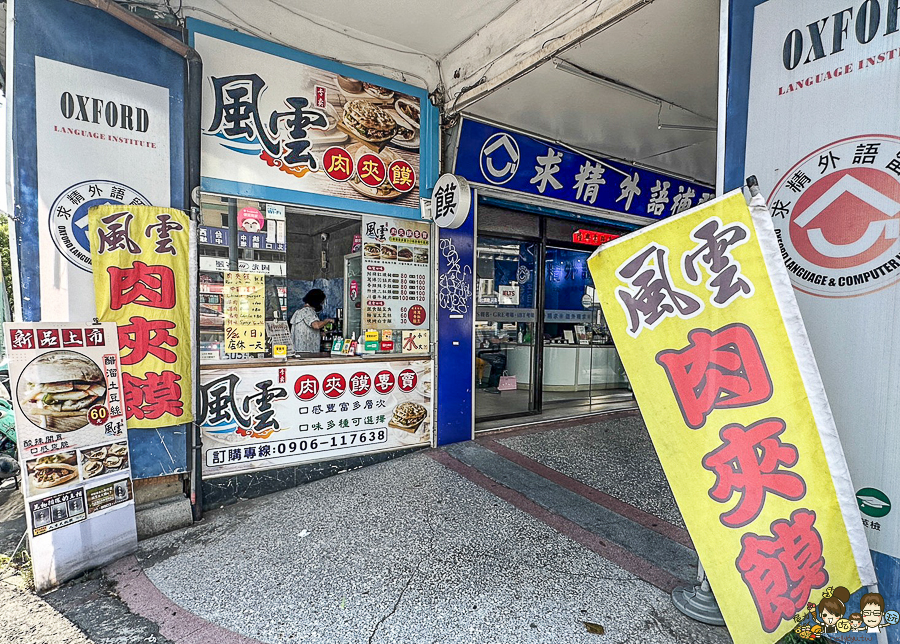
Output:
[362, 216, 431, 331]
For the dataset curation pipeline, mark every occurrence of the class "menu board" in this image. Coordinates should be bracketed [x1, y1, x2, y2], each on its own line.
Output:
[4, 322, 136, 591]
[224, 272, 266, 353]
[362, 215, 431, 331]
[200, 359, 432, 477]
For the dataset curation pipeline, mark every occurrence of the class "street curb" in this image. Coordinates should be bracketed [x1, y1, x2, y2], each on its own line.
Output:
[105, 555, 264, 644]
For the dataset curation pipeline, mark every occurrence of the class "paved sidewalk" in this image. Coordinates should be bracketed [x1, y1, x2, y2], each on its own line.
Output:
[2, 413, 735, 643]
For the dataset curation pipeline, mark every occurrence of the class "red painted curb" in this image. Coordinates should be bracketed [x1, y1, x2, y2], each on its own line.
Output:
[427, 449, 685, 593]
[478, 437, 694, 550]
[105, 555, 264, 644]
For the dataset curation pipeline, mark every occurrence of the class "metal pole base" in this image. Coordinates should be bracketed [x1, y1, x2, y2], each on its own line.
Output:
[672, 583, 726, 626]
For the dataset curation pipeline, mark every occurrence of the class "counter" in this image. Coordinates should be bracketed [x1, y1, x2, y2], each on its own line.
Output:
[200, 353, 431, 370]
[490, 343, 626, 391]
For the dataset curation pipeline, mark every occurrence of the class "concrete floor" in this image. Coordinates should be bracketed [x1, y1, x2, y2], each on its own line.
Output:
[126, 412, 729, 644]
[0, 412, 736, 643]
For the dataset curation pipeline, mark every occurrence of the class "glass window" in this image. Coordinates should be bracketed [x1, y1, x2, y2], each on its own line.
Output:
[199, 196, 358, 361]
[198, 196, 432, 363]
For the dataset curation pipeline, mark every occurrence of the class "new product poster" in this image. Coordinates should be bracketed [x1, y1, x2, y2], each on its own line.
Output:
[5, 322, 137, 591]
[362, 215, 431, 331]
[588, 191, 875, 643]
[200, 360, 431, 477]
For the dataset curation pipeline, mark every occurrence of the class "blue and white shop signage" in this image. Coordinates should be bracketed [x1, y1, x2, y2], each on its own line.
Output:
[453, 117, 712, 223]
[435, 175, 476, 445]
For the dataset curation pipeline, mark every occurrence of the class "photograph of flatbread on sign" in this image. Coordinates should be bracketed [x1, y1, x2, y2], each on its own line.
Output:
[25, 451, 79, 496]
[80, 441, 130, 480]
[16, 350, 107, 432]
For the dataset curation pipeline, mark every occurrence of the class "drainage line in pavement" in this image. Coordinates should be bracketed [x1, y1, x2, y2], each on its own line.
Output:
[427, 449, 684, 593]
[477, 438, 694, 550]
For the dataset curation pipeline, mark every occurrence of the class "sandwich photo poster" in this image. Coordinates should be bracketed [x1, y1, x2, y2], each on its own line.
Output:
[191, 20, 424, 214]
[4, 322, 137, 591]
[200, 360, 432, 477]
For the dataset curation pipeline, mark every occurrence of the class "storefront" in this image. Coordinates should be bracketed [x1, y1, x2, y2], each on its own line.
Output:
[189, 20, 440, 482]
[448, 117, 713, 426]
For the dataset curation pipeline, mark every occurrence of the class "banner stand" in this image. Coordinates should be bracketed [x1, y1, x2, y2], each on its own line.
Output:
[672, 562, 726, 626]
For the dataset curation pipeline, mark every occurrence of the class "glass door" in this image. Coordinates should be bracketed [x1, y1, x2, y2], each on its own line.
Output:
[474, 238, 539, 422]
[542, 247, 631, 413]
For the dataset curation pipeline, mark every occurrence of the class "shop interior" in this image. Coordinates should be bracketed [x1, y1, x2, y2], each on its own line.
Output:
[474, 204, 634, 427]
[199, 196, 368, 361]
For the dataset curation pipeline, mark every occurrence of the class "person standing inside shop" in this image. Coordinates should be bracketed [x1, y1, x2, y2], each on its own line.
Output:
[290, 289, 334, 354]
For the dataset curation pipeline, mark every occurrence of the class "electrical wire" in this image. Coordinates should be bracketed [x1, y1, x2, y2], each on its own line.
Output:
[175, 2, 435, 90]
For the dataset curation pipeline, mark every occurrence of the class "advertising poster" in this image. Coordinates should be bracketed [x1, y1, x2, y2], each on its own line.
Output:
[191, 20, 425, 215]
[200, 360, 432, 477]
[90, 205, 193, 428]
[5, 322, 137, 591]
[224, 272, 266, 353]
[362, 215, 431, 331]
[32, 57, 171, 322]
[587, 191, 875, 643]
[725, 0, 900, 635]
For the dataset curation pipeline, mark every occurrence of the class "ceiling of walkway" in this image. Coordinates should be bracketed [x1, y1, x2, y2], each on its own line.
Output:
[293, 0, 720, 185]
[464, 0, 719, 185]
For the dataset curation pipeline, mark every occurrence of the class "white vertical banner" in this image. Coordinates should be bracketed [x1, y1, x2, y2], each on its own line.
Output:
[5, 322, 137, 591]
[34, 57, 171, 321]
[733, 0, 900, 620]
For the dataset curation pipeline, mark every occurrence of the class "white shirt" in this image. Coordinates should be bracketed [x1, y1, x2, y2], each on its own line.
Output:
[291, 306, 321, 353]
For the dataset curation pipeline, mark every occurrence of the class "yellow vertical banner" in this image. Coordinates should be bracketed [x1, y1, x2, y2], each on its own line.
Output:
[223, 272, 266, 354]
[90, 205, 193, 428]
[587, 191, 875, 643]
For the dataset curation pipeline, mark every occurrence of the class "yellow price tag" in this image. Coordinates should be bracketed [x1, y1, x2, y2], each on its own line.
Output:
[273, 344, 287, 357]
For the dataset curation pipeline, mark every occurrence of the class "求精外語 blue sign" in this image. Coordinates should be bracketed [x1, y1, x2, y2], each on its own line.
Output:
[453, 117, 712, 222]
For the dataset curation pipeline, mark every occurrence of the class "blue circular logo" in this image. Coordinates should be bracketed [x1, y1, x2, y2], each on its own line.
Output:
[48, 181, 148, 272]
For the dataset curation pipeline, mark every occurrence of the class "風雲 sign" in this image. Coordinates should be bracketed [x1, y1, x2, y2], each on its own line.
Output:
[587, 191, 875, 643]
[200, 360, 432, 477]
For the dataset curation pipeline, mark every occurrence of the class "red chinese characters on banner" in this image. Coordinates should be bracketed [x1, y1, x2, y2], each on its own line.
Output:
[118, 316, 179, 366]
[122, 371, 184, 420]
[108, 262, 176, 310]
[736, 509, 828, 632]
[703, 418, 805, 528]
[656, 323, 773, 429]
[657, 321, 820, 633]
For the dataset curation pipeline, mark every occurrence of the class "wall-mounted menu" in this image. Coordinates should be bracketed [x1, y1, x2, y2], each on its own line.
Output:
[362, 216, 430, 331]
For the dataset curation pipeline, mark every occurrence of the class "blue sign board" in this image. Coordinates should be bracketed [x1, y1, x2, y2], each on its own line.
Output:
[453, 118, 712, 222]
[199, 226, 286, 252]
[436, 201, 476, 446]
